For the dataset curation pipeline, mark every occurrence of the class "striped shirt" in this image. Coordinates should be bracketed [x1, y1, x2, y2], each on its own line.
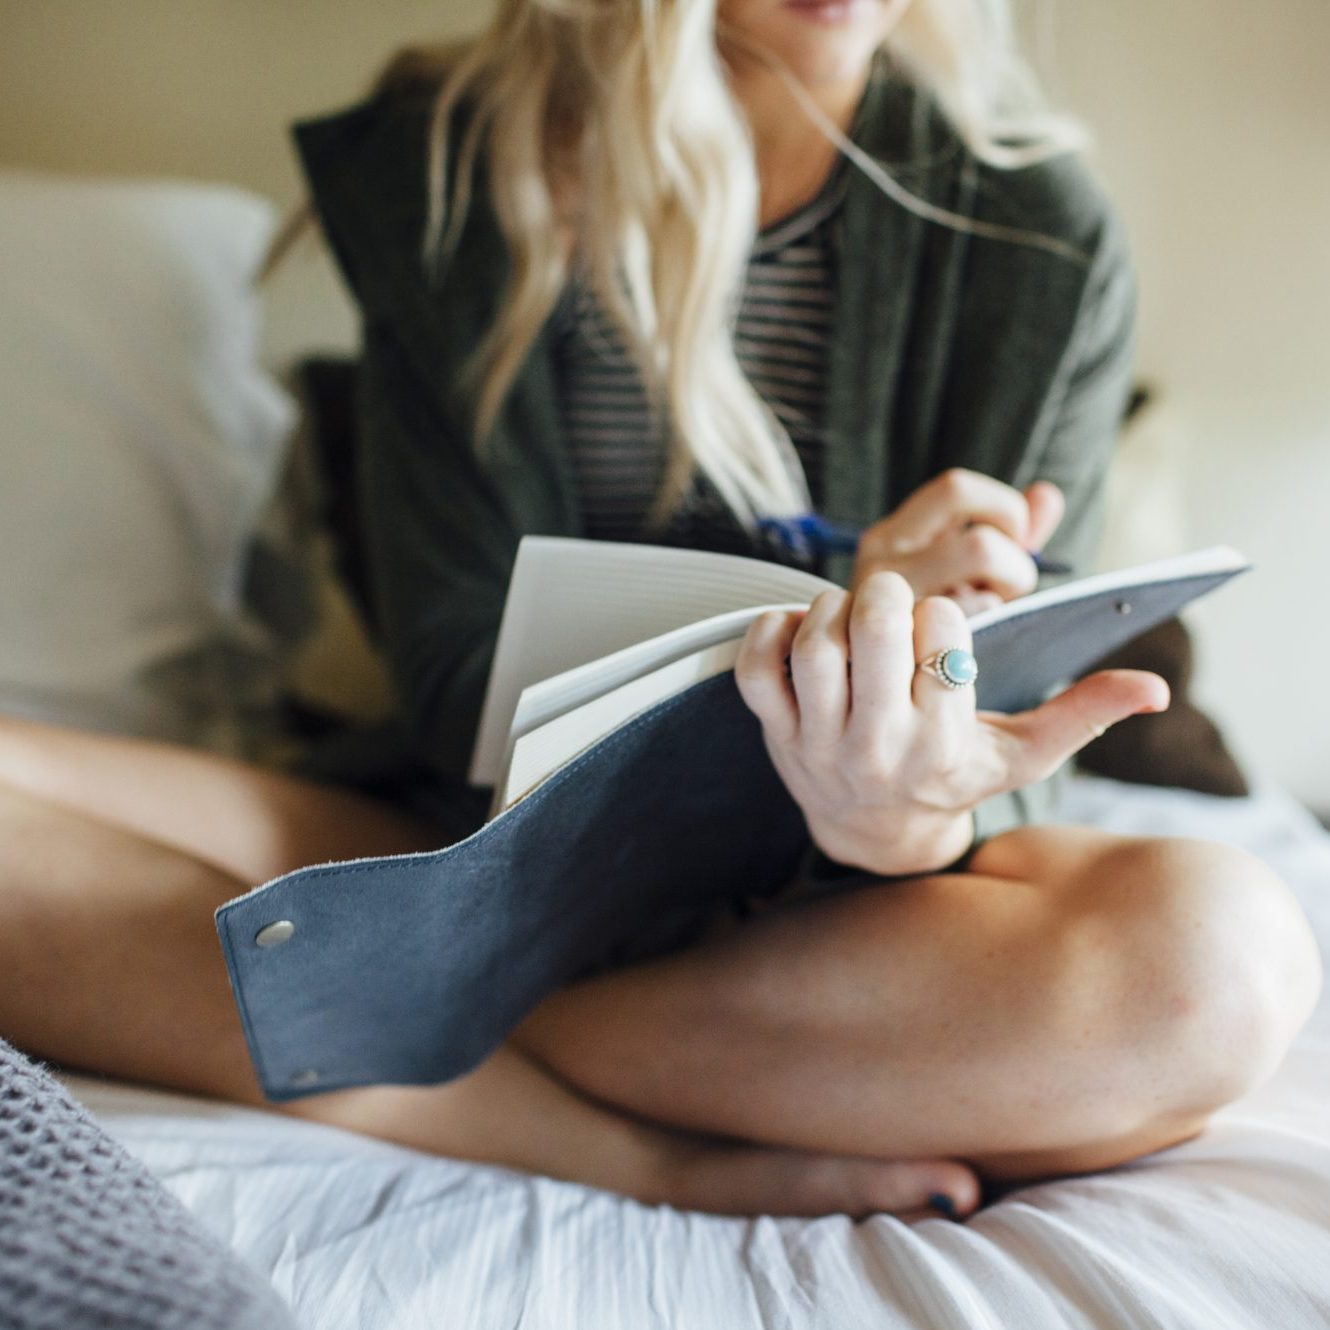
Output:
[554, 163, 849, 552]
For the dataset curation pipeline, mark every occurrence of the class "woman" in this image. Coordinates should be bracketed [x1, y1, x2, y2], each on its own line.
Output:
[0, 0, 1320, 1224]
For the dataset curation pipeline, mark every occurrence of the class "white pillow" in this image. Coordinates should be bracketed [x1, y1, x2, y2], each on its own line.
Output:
[0, 170, 297, 747]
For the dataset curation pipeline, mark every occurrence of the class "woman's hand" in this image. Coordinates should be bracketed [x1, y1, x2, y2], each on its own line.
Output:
[851, 469, 1066, 615]
[735, 571, 1169, 878]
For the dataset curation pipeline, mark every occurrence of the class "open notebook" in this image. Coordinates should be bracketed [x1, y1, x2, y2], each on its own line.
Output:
[217, 538, 1249, 1101]
[474, 538, 1250, 815]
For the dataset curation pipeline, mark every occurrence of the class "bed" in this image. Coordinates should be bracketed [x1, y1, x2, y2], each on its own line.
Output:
[60, 775, 1330, 1330]
[4, 168, 1326, 1329]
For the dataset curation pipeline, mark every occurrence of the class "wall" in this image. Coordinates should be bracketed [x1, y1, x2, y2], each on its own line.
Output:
[1023, 0, 1330, 810]
[1, 0, 1327, 809]
[0, 0, 489, 358]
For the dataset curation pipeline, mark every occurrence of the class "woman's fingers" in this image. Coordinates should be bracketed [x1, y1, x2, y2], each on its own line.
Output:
[948, 588, 1003, 617]
[734, 610, 803, 743]
[854, 473, 1069, 605]
[910, 596, 977, 719]
[909, 523, 1040, 603]
[877, 468, 1031, 554]
[742, 576, 995, 877]
[1023, 480, 1065, 555]
[844, 571, 916, 731]
[987, 669, 1171, 790]
[788, 589, 852, 745]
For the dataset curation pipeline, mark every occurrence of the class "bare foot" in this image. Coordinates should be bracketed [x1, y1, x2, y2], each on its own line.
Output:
[652, 1134, 982, 1220]
[272, 1044, 978, 1222]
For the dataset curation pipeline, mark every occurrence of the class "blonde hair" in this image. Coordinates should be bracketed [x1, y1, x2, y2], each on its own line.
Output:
[295, 2, 1086, 530]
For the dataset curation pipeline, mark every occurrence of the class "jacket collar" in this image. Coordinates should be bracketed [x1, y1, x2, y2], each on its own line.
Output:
[820, 64, 950, 583]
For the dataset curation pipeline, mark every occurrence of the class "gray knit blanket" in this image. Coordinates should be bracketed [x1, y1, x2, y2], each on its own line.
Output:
[0, 1037, 297, 1330]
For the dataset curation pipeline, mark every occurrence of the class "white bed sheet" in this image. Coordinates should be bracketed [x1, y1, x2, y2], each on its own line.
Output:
[64, 776, 1330, 1329]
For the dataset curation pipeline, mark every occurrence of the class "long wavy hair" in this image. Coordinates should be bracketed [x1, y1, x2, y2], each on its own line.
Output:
[278, 1, 1085, 530]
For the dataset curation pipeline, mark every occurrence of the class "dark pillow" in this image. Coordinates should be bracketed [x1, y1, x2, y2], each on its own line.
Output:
[1074, 614, 1249, 796]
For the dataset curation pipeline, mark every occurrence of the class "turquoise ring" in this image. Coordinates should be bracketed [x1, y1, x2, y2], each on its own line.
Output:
[919, 647, 979, 691]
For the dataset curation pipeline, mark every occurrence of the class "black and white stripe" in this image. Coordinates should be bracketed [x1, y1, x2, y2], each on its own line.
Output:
[555, 165, 848, 544]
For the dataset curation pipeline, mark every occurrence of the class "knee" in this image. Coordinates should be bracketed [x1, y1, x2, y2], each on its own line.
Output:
[1079, 836, 1322, 1127]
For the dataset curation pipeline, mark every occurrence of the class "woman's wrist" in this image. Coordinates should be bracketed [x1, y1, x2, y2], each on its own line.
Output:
[808, 807, 976, 879]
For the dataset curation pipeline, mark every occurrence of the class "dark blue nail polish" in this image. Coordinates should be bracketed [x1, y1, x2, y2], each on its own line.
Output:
[1030, 552, 1073, 575]
[928, 1192, 958, 1219]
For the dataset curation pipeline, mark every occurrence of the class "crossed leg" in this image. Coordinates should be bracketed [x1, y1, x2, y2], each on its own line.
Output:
[513, 823, 1323, 1182]
[0, 715, 1320, 1217]
[0, 717, 980, 1216]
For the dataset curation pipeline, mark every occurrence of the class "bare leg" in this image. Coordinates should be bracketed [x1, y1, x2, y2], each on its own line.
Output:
[512, 825, 1323, 1183]
[0, 774, 975, 1219]
[0, 714, 441, 884]
[1, 715, 1318, 1204]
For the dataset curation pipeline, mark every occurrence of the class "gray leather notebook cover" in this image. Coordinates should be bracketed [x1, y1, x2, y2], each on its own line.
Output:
[218, 563, 1245, 1101]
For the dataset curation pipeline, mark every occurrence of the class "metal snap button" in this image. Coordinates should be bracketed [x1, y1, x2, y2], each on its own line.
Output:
[288, 1069, 321, 1089]
[1114, 600, 1132, 615]
[254, 920, 296, 948]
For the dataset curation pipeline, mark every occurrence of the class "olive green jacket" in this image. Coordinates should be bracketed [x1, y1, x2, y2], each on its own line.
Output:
[292, 65, 1136, 844]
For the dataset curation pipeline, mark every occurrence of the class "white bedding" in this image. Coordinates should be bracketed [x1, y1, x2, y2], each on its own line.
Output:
[64, 776, 1330, 1329]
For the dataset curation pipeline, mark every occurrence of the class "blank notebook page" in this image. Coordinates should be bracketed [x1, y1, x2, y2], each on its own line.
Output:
[469, 537, 832, 784]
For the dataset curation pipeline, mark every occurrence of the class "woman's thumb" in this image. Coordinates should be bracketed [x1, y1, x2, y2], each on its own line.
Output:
[998, 669, 1170, 787]
[1023, 480, 1066, 553]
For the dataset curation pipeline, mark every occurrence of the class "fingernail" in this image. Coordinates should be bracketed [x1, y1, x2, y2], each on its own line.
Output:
[928, 1192, 958, 1219]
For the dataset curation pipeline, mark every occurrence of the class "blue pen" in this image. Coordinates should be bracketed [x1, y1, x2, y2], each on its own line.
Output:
[758, 512, 1072, 575]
